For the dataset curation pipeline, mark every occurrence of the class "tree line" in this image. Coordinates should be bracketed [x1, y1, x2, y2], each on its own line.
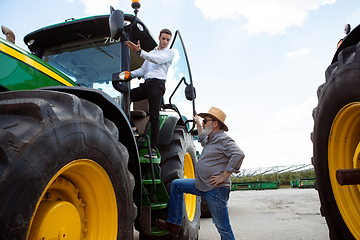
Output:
[231, 169, 315, 186]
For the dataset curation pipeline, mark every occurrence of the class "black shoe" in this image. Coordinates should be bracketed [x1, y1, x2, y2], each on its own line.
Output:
[144, 148, 156, 158]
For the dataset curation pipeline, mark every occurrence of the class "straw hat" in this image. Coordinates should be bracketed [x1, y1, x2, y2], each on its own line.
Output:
[198, 107, 228, 131]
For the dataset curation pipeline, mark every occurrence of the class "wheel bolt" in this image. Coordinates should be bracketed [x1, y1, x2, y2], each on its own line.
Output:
[45, 192, 52, 199]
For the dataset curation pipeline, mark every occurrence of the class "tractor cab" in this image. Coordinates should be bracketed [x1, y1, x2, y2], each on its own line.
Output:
[24, 10, 196, 132]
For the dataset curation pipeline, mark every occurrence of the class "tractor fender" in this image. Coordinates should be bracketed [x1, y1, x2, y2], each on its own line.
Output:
[158, 114, 180, 146]
[39, 86, 142, 217]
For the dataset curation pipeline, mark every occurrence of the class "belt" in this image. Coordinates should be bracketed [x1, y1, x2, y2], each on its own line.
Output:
[145, 78, 166, 84]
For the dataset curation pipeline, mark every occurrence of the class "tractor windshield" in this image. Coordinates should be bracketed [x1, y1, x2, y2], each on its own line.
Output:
[166, 31, 195, 120]
[42, 35, 122, 97]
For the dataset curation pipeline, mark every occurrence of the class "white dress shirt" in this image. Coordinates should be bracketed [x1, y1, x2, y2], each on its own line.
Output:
[131, 47, 174, 81]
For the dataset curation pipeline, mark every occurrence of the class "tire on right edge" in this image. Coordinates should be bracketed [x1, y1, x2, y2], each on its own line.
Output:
[312, 42, 360, 239]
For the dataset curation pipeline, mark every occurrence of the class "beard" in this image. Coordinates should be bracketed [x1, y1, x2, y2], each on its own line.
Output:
[202, 125, 214, 136]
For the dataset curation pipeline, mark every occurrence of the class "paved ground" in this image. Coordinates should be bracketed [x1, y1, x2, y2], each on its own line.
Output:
[199, 188, 329, 240]
[135, 188, 329, 239]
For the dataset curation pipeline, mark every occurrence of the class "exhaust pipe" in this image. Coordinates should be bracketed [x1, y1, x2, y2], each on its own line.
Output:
[1, 25, 15, 44]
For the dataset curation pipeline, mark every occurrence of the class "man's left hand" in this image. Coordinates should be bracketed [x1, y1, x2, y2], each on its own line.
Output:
[209, 170, 232, 188]
[209, 175, 226, 188]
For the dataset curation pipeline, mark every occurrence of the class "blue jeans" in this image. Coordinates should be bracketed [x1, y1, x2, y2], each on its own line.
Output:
[167, 178, 235, 240]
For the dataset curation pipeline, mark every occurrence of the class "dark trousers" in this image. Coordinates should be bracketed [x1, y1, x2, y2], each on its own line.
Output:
[130, 78, 165, 150]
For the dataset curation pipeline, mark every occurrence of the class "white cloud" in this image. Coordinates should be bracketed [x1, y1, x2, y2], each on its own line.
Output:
[265, 95, 317, 130]
[321, 0, 337, 4]
[286, 48, 310, 58]
[194, 0, 337, 35]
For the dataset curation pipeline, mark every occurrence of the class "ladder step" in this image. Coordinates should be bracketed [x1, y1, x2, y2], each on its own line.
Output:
[142, 179, 161, 185]
[150, 202, 168, 210]
[139, 157, 161, 164]
[150, 226, 169, 237]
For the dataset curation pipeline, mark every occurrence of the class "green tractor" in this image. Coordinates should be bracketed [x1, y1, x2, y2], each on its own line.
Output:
[0, 2, 201, 239]
[312, 23, 360, 239]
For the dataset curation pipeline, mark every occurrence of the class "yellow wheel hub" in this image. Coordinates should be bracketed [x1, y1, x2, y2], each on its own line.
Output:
[31, 201, 81, 240]
[328, 102, 360, 238]
[183, 152, 196, 222]
[27, 159, 118, 240]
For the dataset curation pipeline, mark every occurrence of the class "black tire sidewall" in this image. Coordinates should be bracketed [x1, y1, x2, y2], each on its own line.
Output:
[158, 127, 201, 240]
[0, 93, 135, 239]
[314, 67, 360, 240]
[200, 196, 212, 218]
[179, 141, 201, 240]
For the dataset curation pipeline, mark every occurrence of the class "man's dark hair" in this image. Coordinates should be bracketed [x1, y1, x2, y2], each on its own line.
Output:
[160, 28, 172, 37]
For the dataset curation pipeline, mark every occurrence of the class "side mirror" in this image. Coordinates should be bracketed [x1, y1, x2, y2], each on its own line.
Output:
[109, 7, 124, 39]
[344, 24, 351, 35]
[1, 26, 15, 44]
[185, 85, 196, 101]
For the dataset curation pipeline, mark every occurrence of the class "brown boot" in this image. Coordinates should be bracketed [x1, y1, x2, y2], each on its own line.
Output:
[156, 219, 181, 237]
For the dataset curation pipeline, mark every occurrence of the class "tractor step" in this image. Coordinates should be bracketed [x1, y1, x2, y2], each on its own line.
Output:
[150, 202, 168, 210]
[142, 179, 161, 185]
[139, 157, 161, 164]
[150, 226, 169, 237]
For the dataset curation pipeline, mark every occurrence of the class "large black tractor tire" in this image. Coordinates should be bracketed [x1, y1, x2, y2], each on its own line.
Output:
[312, 42, 360, 239]
[0, 90, 136, 240]
[152, 126, 200, 240]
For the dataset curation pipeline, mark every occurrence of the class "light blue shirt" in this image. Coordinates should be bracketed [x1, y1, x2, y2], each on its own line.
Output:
[131, 47, 174, 81]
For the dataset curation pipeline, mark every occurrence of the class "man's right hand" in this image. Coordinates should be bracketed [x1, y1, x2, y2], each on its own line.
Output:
[126, 40, 141, 53]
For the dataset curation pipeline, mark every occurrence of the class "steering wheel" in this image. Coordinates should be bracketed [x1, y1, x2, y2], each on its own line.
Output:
[71, 65, 100, 82]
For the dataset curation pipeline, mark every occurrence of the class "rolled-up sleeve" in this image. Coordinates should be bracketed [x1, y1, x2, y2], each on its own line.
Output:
[198, 133, 208, 147]
[222, 138, 245, 173]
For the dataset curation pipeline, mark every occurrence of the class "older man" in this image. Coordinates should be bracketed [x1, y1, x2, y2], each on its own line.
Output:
[156, 107, 245, 240]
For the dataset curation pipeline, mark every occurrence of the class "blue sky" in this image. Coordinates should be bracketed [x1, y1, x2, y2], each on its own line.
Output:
[2, 0, 360, 169]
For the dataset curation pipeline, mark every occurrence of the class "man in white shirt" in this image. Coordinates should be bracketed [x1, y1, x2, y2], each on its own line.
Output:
[126, 29, 174, 158]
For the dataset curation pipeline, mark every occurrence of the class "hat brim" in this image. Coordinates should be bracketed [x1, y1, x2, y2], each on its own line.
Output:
[198, 113, 228, 131]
